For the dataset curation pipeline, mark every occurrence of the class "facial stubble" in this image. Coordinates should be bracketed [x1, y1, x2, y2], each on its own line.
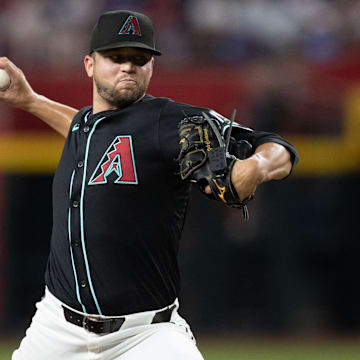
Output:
[93, 72, 150, 109]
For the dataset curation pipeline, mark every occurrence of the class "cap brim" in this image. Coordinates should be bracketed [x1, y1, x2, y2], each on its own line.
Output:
[91, 41, 161, 56]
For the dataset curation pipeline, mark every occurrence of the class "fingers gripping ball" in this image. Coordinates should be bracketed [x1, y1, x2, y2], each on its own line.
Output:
[176, 111, 253, 220]
[0, 69, 11, 91]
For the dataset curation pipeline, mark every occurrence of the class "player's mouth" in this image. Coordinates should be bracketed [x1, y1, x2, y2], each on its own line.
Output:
[119, 78, 136, 84]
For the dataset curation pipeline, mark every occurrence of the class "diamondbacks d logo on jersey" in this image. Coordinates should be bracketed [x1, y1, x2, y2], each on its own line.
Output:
[89, 136, 138, 185]
[118, 15, 142, 36]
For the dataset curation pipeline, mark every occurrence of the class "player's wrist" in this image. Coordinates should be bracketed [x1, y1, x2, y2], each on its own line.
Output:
[20, 92, 43, 112]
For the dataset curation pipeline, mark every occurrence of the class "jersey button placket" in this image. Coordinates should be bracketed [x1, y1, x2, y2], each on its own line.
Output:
[76, 119, 94, 311]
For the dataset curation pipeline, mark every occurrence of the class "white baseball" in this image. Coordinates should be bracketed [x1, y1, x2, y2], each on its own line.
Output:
[0, 68, 11, 91]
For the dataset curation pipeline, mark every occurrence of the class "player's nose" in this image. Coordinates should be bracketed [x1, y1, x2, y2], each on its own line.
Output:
[119, 61, 136, 73]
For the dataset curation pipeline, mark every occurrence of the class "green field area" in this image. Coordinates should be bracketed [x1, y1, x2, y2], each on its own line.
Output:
[200, 346, 360, 360]
[199, 337, 360, 360]
[1, 336, 360, 359]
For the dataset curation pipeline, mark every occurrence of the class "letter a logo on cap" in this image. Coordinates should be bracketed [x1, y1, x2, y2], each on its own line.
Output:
[118, 15, 142, 36]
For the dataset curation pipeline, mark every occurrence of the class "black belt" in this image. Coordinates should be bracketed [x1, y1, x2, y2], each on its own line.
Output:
[63, 304, 176, 334]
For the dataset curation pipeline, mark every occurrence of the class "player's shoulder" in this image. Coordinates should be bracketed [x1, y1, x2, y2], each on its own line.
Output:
[146, 94, 253, 133]
[161, 97, 209, 115]
[143, 94, 205, 112]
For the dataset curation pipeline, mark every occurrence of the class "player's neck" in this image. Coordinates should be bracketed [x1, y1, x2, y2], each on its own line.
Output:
[92, 93, 146, 114]
[92, 102, 117, 114]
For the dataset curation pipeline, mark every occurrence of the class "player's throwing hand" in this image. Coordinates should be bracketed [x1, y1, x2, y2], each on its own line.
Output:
[0, 57, 38, 110]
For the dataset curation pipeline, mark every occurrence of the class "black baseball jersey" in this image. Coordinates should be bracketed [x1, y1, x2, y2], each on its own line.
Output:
[45, 94, 298, 316]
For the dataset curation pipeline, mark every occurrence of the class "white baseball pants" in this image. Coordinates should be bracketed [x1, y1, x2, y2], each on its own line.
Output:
[12, 288, 204, 360]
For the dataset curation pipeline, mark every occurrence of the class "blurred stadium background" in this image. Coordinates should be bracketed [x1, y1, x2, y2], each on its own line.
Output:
[1, 0, 360, 358]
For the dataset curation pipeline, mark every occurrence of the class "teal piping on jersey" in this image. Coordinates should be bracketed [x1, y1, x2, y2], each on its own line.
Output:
[68, 169, 87, 313]
[79, 117, 106, 315]
[84, 111, 90, 123]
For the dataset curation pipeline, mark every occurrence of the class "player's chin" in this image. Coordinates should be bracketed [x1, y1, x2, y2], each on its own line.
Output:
[117, 88, 139, 101]
[121, 84, 145, 97]
[111, 89, 143, 108]
[115, 86, 138, 99]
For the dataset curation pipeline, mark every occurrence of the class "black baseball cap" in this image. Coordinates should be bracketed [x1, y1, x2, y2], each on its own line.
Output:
[89, 10, 161, 56]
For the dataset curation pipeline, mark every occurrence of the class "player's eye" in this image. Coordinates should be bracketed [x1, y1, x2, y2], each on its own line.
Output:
[132, 55, 150, 66]
[109, 55, 125, 63]
[107, 54, 151, 66]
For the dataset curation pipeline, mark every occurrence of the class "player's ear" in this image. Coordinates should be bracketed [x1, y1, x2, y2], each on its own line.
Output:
[84, 54, 94, 78]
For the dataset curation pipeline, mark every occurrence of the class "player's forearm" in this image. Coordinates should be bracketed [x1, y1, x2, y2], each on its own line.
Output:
[230, 142, 291, 201]
[251, 142, 292, 182]
[23, 94, 78, 138]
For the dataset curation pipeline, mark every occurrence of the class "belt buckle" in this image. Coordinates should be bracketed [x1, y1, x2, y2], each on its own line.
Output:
[82, 316, 87, 330]
[82, 315, 102, 332]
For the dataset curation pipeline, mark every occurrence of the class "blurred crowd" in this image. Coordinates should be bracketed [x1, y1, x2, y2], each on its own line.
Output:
[1, 0, 360, 70]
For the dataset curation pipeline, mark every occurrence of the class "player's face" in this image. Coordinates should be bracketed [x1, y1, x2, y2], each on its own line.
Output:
[84, 47, 154, 110]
